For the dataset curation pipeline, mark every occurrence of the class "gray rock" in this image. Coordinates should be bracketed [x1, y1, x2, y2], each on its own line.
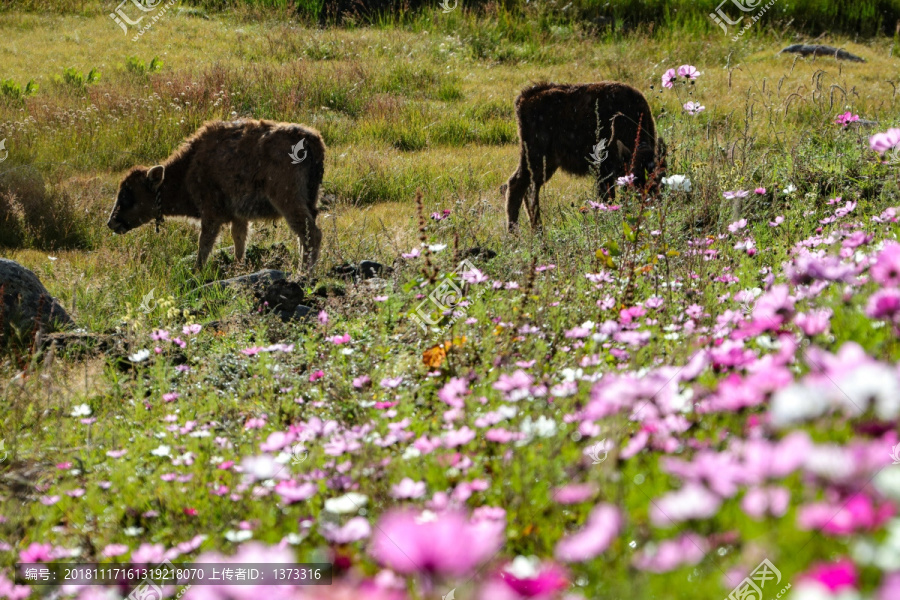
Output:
[779, 44, 865, 63]
[0, 258, 74, 340]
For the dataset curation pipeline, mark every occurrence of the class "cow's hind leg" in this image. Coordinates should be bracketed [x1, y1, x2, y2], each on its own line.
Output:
[232, 219, 249, 263]
[279, 205, 322, 270]
[505, 163, 531, 232]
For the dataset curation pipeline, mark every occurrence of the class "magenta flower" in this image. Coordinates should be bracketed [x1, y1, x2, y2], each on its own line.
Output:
[834, 111, 860, 127]
[871, 242, 900, 286]
[328, 333, 351, 344]
[799, 558, 858, 592]
[661, 68, 677, 88]
[554, 503, 621, 562]
[369, 509, 504, 577]
[755, 187, 767, 194]
[309, 370, 324, 382]
[274, 480, 317, 504]
[480, 557, 569, 599]
[677, 64, 700, 79]
[438, 377, 469, 408]
[795, 309, 832, 336]
[19, 542, 56, 563]
[871, 128, 900, 153]
[866, 288, 900, 321]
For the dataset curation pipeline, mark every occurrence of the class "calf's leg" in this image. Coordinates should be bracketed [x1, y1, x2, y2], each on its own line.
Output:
[279, 205, 322, 270]
[231, 219, 249, 262]
[196, 220, 223, 269]
[505, 165, 531, 232]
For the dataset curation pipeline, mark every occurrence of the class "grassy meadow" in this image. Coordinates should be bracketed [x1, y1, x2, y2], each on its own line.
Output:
[2, 3, 900, 600]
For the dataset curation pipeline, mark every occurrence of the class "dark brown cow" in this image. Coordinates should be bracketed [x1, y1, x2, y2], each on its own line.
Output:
[107, 119, 325, 269]
[503, 82, 666, 231]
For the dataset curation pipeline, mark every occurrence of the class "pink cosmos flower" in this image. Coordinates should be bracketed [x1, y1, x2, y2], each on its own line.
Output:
[677, 64, 700, 79]
[661, 68, 677, 88]
[438, 377, 469, 408]
[369, 509, 504, 577]
[402, 247, 422, 259]
[727, 218, 748, 232]
[683, 101, 705, 115]
[723, 191, 749, 200]
[19, 542, 57, 563]
[798, 494, 894, 535]
[616, 173, 636, 186]
[380, 376, 403, 389]
[650, 484, 721, 527]
[162, 392, 180, 402]
[101, 543, 129, 558]
[391, 478, 427, 499]
[319, 516, 372, 544]
[317, 310, 329, 325]
[553, 483, 598, 505]
[0, 573, 29, 600]
[328, 333, 351, 344]
[795, 309, 832, 336]
[554, 503, 621, 562]
[871, 242, 900, 286]
[769, 215, 784, 227]
[632, 533, 708, 573]
[741, 486, 790, 519]
[870, 128, 900, 154]
[309, 370, 325, 382]
[130, 543, 166, 564]
[353, 375, 371, 389]
[493, 370, 534, 401]
[755, 187, 767, 194]
[834, 111, 860, 127]
[182, 323, 202, 335]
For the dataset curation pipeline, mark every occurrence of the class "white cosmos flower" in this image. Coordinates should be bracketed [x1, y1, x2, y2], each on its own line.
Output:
[874, 468, 900, 502]
[150, 445, 171, 457]
[504, 555, 541, 579]
[661, 174, 692, 192]
[324, 492, 368, 514]
[225, 530, 253, 542]
[128, 349, 151, 363]
[71, 404, 92, 418]
[769, 384, 829, 427]
[782, 184, 797, 194]
[834, 363, 900, 420]
[240, 455, 281, 481]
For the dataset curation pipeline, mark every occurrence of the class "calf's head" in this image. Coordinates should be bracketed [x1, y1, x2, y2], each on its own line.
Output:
[107, 165, 165, 234]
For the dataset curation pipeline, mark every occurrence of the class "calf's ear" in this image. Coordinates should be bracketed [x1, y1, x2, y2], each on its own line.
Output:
[147, 165, 165, 189]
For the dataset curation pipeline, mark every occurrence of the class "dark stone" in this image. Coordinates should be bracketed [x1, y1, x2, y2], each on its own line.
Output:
[465, 247, 498, 260]
[313, 282, 346, 298]
[0, 258, 74, 341]
[278, 304, 314, 323]
[779, 44, 865, 63]
[359, 260, 385, 279]
[329, 263, 359, 280]
[260, 279, 305, 312]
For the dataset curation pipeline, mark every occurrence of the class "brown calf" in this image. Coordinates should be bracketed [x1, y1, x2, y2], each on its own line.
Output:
[107, 119, 325, 270]
[503, 82, 666, 232]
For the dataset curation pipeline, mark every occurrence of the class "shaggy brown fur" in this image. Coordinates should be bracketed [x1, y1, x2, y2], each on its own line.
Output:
[503, 82, 666, 232]
[107, 119, 325, 269]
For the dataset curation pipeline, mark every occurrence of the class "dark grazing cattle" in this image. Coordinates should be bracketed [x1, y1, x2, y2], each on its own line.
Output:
[502, 82, 666, 232]
[107, 119, 325, 269]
